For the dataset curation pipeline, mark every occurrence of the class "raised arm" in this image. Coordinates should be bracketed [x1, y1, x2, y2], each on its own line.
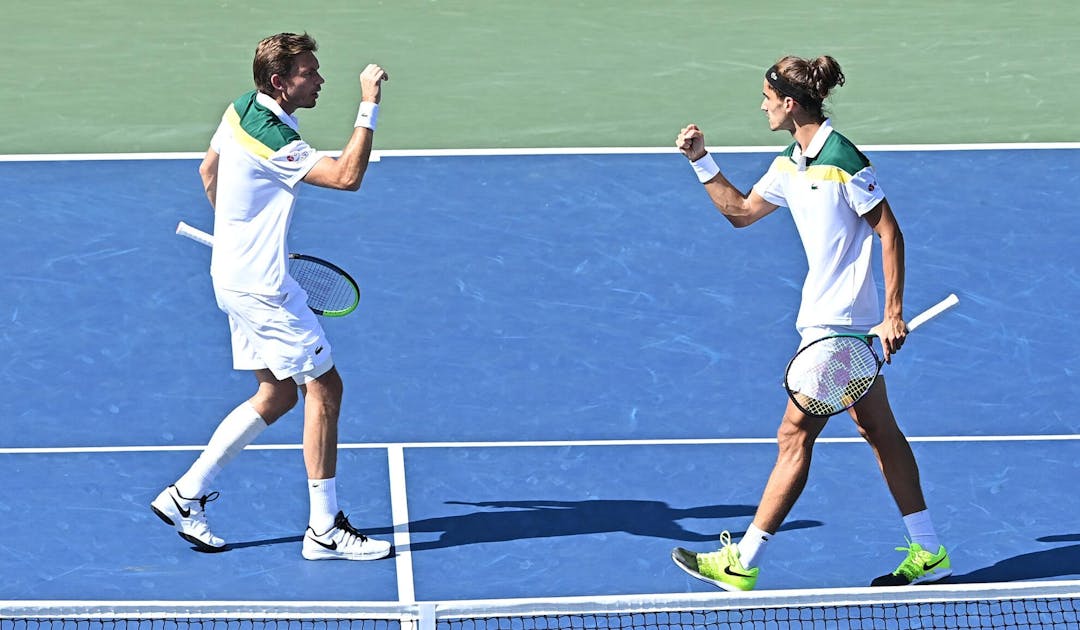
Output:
[676, 124, 779, 228]
[303, 63, 389, 191]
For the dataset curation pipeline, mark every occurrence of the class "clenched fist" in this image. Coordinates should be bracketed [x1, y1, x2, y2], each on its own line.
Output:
[360, 64, 389, 104]
[676, 124, 707, 161]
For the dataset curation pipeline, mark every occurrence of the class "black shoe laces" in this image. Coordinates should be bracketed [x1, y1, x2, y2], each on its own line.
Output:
[334, 511, 369, 542]
[199, 491, 220, 510]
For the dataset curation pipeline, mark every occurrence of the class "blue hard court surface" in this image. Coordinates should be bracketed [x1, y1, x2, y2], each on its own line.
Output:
[1, 149, 1078, 601]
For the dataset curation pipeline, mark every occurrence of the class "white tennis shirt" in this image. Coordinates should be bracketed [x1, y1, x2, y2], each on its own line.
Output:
[209, 90, 322, 294]
[752, 120, 887, 329]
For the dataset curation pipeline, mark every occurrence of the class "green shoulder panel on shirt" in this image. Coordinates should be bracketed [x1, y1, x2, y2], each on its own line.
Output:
[811, 131, 872, 175]
[229, 90, 301, 151]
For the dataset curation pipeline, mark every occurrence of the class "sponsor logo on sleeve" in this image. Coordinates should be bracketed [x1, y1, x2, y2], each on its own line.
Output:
[286, 148, 311, 162]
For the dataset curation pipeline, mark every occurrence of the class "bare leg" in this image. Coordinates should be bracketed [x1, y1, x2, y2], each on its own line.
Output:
[299, 366, 343, 479]
[295, 366, 391, 560]
[847, 377, 926, 515]
[751, 400, 829, 533]
[249, 368, 300, 425]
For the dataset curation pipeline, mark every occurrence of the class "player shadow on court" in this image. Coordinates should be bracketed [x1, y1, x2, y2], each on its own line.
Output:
[365, 499, 822, 552]
[946, 537, 1080, 583]
[221, 535, 305, 551]
[170, 534, 304, 553]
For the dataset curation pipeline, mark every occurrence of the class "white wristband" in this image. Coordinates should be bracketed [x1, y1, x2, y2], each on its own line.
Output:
[691, 153, 720, 183]
[354, 102, 379, 130]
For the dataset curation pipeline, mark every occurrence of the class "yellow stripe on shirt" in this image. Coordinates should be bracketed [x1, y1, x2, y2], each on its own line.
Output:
[769, 157, 855, 183]
[225, 105, 275, 160]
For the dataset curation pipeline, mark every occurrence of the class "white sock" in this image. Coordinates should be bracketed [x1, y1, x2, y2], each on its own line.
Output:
[902, 509, 941, 550]
[308, 477, 338, 533]
[737, 523, 773, 569]
[175, 402, 268, 498]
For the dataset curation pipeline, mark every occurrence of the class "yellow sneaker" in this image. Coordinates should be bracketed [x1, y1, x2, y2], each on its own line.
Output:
[672, 531, 758, 591]
[871, 539, 952, 586]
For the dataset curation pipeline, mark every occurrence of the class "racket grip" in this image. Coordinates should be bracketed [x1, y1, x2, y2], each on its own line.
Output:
[907, 293, 959, 331]
[176, 221, 214, 247]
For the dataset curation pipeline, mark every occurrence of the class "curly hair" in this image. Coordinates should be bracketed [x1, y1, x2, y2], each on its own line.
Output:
[768, 55, 845, 120]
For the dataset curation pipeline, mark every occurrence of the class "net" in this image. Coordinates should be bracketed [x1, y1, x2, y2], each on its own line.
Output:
[4, 581, 1079, 630]
[0, 602, 408, 630]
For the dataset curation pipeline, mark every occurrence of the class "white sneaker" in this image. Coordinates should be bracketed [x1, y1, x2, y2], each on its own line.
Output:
[150, 485, 226, 552]
[302, 511, 392, 561]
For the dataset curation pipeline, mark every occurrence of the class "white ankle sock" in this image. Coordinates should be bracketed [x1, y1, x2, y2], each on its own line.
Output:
[175, 402, 267, 498]
[902, 509, 941, 550]
[737, 523, 773, 569]
[308, 477, 338, 533]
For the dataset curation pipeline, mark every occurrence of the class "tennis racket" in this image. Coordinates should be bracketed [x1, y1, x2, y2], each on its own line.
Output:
[175, 221, 360, 317]
[783, 293, 959, 417]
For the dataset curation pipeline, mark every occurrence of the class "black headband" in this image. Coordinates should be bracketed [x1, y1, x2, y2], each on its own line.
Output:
[765, 65, 816, 107]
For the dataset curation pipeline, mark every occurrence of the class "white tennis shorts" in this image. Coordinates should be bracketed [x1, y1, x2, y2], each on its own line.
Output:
[214, 283, 334, 384]
[796, 324, 868, 350]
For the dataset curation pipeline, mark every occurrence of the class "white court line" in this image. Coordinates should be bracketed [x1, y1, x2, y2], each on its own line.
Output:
[2, 434, 1078, 455]
[374, 142, 1080, 157]
[0, 152, 207, 162]
[386, 445, 415, 604]
[1, 142, 1079, 162]
[0, 150, 376, 162]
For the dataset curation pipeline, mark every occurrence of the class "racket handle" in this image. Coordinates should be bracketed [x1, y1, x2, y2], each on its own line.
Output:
[907, 293, 959, 332]
[176, 221, 214, 247]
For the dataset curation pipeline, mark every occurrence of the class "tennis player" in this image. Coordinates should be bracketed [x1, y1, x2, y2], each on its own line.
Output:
[670, 55, 951, 589]
[151, 33, 391, 561]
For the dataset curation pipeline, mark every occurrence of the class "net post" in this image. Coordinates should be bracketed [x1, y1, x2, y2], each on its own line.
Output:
[416, 602, 437, 630]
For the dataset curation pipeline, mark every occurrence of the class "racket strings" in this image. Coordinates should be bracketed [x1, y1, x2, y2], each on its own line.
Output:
[787, 337, 880, 416]
[289, 257, 359, 314]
